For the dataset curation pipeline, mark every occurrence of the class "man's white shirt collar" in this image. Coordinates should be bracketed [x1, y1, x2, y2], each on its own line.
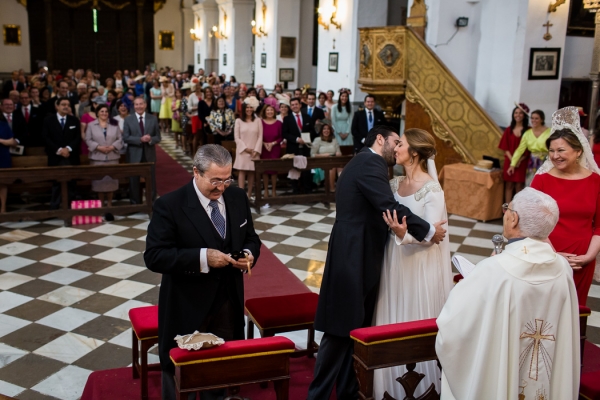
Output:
[56, 113, 67, 123]
[136, 112, 146, 120]
[192, 178, 224, 212]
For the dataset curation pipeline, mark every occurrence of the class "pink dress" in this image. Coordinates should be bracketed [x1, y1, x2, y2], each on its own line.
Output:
[80, 113, 96, 156]
[233, 118, 263, 171]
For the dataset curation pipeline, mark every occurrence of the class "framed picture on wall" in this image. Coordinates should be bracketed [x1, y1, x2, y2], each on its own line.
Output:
[3, 25, 21, 46]
[328, 52, 339, 72]
[223, 53, 227, 66]
[528, 48, 561, 80]
[279, 68, 295, 82]
[261, 53, 267, 68]
[158, 31, 174, 50]
[280, 37, 296, 58]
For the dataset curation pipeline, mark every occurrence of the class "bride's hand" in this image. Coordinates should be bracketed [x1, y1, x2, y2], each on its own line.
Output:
[383, 210, 407, 240]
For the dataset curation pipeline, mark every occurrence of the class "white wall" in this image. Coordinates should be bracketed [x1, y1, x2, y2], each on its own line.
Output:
[563, 36, 594, 78]
[216, 0, 254, 84]
[154, 0, 184, 69]
[181, 2, 196, 72]
[0, 1, 30, 73]
[518, 0, 571, 122]
[253, 0, 301, 89]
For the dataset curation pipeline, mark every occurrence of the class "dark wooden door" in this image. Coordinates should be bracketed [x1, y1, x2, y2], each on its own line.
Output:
[27, 0, 154, 79]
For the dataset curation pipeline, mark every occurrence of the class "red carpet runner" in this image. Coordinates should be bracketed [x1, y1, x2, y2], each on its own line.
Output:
[155, 145, 193, 196]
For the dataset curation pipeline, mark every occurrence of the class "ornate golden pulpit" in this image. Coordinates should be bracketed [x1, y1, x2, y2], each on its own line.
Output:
[357, 26, 504, 168]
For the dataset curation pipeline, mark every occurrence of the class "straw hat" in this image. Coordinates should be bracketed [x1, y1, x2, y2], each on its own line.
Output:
[180, 82, 193, 91]
[243, 96, 260, 110]
[134, 75, 145, 82]
[159, 76, 169, 83]
[276, 93, 290, 107]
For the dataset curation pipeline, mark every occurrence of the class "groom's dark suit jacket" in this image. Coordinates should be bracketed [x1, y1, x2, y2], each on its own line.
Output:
[144, 181, 261, 373]
[314, 147, 430, 337]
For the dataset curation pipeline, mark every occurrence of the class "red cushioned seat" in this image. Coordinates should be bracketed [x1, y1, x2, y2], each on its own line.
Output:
[169, 336, 295, 366]
[581, 371, 600, 400]
[129, 305, 159, 340]
[580, 305, 592, 316]
[453, 274, 464, 284]
[350, 318, 438, 345]
[245, 293, 319, 329]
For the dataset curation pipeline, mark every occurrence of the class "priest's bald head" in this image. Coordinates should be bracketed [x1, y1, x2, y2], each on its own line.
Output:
[503, 187, 559, 240]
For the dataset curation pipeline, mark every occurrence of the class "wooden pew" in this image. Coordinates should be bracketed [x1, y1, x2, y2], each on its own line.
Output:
[351, 310, 591, 400]
[252, 156, 353, 213]
[0, 163, 154, 224]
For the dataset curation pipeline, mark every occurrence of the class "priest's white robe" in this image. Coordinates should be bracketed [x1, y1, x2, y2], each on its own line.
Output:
[436, 237, 580, 400]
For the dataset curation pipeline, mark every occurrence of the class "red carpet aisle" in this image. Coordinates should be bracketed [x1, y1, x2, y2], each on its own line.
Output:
[155, 144, 193, 196]
[80, 357, 335, 400]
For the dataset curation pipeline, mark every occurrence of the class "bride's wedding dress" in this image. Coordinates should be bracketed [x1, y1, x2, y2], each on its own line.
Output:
[373, 176, 453, 398]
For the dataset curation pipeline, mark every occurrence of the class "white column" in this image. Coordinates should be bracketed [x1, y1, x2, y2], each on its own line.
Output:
[193, 0, 220, 74]
[181, 1, 195, 71]
[216, 0, 255, 84]
[253, 0, 301, 89]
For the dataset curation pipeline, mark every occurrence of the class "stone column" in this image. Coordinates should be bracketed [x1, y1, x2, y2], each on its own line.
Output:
[216, 0, 255, 84]
[193, 0, 219, 74]
[589, 11, 600, 137]
[181, 1, 195, 72]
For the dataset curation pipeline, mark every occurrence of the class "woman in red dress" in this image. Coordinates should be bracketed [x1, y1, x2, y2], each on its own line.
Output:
[531, 107, 600, 305]
[498, 103, 530, 203]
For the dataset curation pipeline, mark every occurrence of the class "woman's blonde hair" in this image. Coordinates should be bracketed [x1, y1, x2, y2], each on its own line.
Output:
[403, 128, 437, 172]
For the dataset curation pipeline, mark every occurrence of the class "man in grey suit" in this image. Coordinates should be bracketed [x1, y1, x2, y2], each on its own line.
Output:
[123, 96, 161, 204]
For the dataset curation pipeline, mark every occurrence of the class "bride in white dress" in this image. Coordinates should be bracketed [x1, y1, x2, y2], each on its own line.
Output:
[373, 128, 453, 398]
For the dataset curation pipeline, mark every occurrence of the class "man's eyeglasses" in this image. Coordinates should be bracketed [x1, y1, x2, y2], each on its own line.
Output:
[502, 203, 518, 216]
[203, 175, 234, 187]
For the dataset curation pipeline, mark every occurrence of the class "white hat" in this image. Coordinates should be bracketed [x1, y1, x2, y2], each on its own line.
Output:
[276, 93, 290, 107]
[134, 75, 145, 82]
[180, 82, 193, 90]
[243, 96, 260, 110]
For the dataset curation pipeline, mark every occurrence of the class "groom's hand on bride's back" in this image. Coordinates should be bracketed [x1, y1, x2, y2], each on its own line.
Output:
[431, 220, 447, 244]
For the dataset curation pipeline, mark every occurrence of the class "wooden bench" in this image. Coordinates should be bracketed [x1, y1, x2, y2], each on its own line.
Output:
[0, 163, 154, 224]
[169, 337, 295, 400]
[252, 156, 353, 213]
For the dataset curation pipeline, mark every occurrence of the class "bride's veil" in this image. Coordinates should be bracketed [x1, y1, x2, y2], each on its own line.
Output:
[428, 157, 454, 295]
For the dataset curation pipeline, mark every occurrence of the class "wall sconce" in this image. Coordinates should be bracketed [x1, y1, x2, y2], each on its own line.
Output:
[190, 17, 201, 41]
[213, 9, 228, 39]
[251, 1, 268, 37]
[317, 0, 341, 31]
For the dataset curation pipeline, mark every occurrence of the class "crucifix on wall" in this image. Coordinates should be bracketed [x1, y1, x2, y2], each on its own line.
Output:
[543, 20, 553, 41]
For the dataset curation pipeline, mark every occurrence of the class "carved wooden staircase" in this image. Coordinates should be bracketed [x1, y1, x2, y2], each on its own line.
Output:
[358, 26, 504, 166]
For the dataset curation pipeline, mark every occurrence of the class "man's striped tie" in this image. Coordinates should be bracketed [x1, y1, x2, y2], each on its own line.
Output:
[209, 200, 226, 238]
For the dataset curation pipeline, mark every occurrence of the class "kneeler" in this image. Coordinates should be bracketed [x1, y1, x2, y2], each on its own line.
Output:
[129, 305, 161, 400]
[350, 318, 440, 400]
[169, 336, 295, 400]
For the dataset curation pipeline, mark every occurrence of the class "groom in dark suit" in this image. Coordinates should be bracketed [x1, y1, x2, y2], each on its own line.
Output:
[123, 96, 161, 203]
[144, 144, 261, 400]
[307, 125, 447, 400]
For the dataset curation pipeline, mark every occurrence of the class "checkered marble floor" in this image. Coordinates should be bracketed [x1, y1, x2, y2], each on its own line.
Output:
[0, 136, 597, 399]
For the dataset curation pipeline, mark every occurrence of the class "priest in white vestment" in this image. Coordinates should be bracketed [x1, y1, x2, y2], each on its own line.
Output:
[436, 188, 580, 400]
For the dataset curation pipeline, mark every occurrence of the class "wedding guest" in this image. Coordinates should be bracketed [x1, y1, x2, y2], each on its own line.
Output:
[277, 94, 290, 123]
[317, 92, 329, 117]
[311, 121, 341, 192]
[159, 76, 175, 133]
[80, 96, 106, 155]
[179, 84, 191, 154]
[85, 104, 122, 207]
[499, 103, 530, 203]
[199, 87, 215, 145]
[149, 80, 162, 116]
[171, 89, 184, 149]
[331, 89, 354, 147]
[325, 90, 336, 111]
[236, 87, 247, 116]
[208, 95, 235, 145]
[30, 87, 42, 107]
[224, 84, 237, 114]
[531, 106, 600, 305]
[351, 94, 386, 153]
[188, 83, 203, 156]
[234, 97, 263, 198]
[508, 109, 551, 186]
[0, 113, 18, 213]
[260, 104, 282, 203]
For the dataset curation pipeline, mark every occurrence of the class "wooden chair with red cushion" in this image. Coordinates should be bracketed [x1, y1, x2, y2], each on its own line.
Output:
[169, 336, 295, 400]
[129, 305, 161, 400]
[245, 292, 319, 358]
[350, 318, 440, 399]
